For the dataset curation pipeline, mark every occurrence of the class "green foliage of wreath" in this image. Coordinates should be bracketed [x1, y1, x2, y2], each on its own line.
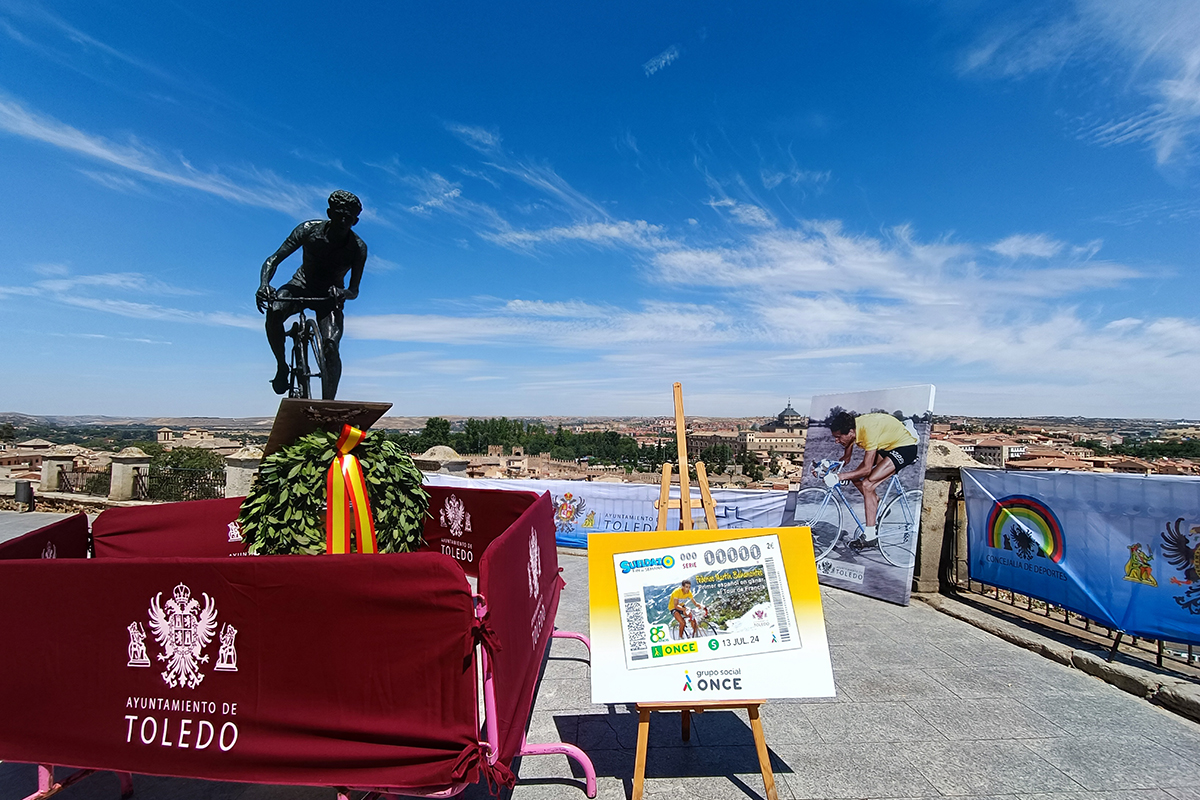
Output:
[238, 430, 429, 555]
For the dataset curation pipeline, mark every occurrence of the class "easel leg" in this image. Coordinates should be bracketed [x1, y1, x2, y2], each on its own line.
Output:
[681, 709, 691, 742]
[747, 705, 779, 800]
[632, 706, 651, 800]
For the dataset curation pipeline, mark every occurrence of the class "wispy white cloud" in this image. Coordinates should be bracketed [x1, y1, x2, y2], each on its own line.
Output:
[445, 123, 502, 154]
[407, 172, 463, 214]
[77, 169, 146, 194]
[342, 211, 1200, 412]
[48, 331, 171, 345]
[57, 296, 258, 329]
[366, 255, 400, 273]
[960, 0, 1200, 166]
[0, 1, 173, 81]
[435, 120, 618, 238]
[483, 220, 671, 250]
[989, 233, 1065, 259]
[0, 91, 327, 215]
[760, 166, 831, 190]
[706, 197, 775, 228]
[289, 149, 352, 176]
[504, 299, 617, 318]
[0, 268, 254, 330]
[348, 300, 738, 350]
[643, 45, 682, 76]
[614, 129, 640, 156]
[33, 272, 199, 296]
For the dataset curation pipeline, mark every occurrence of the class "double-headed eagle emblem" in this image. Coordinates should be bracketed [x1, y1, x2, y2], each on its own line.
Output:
[439, 494, 472, 538]
[1161, 518, 1200, 614]
[552, 492, 585, 534]
[148, 583, 219, 689]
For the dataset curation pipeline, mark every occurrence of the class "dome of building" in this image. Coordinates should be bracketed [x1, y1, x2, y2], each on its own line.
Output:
[420, 445, 462, 462]
[777, 401, 804, 428]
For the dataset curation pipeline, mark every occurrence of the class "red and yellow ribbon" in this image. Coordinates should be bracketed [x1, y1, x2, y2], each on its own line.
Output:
[325, 424, 378, 555]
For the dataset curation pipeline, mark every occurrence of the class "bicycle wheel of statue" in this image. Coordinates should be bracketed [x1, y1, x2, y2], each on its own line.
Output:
[793, 385, 935, 605]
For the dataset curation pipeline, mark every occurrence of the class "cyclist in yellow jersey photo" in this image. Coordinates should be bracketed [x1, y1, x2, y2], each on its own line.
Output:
[826, 411, 919, 550]
[668, 579, 706, 639]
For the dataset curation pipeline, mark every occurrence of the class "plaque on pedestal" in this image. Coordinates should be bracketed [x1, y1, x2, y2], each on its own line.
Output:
[263, 399, 393, 456]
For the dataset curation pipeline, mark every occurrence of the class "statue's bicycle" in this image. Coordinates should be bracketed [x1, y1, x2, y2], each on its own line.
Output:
[280, 297, 338, 400]
[795, 460, 921, 568]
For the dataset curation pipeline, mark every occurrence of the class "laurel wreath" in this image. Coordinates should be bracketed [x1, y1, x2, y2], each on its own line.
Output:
[238, 430, 429, 556]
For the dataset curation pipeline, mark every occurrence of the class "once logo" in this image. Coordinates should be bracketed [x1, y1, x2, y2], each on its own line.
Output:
[651, 641, 697, 659]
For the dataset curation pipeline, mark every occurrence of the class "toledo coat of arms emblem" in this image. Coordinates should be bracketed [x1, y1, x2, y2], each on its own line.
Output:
[439, 494, 472, 538]
[145, 583, 220, 689]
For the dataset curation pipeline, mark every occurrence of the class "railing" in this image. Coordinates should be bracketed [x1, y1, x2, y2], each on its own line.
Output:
[146, 466, 226, 502]
[132, 470, 149, 501]
[58, 466, 111, 496]
[942, 478, 1199, 681]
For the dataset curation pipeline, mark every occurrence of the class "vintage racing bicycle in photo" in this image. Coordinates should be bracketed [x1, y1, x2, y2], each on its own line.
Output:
[794, 459, 921, 568]
[667, 604, 716, 641]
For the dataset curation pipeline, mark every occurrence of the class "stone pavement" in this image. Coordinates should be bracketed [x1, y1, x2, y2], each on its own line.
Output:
[0, 509, 75, 544]
[4, 545, 1200, 800]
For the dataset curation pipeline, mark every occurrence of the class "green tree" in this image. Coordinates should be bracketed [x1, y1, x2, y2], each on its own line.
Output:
[159, 446, 225, 471]
[0, 422, 14, 442]
[417, 417, 451, 451]
[737, 450, 764, 481]
[699, 443, 732, 474]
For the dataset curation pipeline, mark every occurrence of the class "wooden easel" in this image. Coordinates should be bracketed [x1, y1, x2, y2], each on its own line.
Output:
[632, 700, 778, 800]
[633, 382, 779, 800]
[653, 382, 718, 531]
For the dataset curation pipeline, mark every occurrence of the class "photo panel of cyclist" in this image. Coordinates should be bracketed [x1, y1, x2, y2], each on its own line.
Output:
[794, 385, 935, 606]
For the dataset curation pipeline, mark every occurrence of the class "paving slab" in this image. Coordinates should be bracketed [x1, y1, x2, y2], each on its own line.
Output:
[0, 509, 75, 544]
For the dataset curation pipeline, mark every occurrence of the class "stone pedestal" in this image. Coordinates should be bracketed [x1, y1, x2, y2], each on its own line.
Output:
[39, 450, 76, 493]
[915, 476, 953, 594]
[109, 447, 151, 501]
[225, 446, 264, 498]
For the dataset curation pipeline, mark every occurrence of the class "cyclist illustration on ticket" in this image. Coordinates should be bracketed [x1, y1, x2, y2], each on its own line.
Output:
[613, 534, 802, 671]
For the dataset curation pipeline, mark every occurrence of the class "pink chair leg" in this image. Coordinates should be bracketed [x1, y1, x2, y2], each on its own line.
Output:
[24, 766, 103, 800]
[552, 629, 591, 657]
[519, 737, 598, 799]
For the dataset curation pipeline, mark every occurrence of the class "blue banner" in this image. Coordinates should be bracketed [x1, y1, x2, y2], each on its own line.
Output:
[963, 468, 1200, 646]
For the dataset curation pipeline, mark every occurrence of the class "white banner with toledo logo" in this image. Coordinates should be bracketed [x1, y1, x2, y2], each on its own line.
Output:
[423, 474, 792, 547]
[588, 527, 833, 703]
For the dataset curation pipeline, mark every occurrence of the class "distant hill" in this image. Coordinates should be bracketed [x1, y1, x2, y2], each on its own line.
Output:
[0, 411, 770, 432]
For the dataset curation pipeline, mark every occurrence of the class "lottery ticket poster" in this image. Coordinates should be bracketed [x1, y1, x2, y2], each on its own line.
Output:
[589, 526, 834, 704]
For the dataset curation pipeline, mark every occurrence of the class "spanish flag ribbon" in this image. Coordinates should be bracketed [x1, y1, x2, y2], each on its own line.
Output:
[325, 424, 378, 555]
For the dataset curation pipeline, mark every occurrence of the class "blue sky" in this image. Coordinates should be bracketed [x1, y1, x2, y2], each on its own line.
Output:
[1, 0, 1198, 419]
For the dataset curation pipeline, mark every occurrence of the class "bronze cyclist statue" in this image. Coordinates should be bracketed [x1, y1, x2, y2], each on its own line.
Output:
[256, 190, 367, 400]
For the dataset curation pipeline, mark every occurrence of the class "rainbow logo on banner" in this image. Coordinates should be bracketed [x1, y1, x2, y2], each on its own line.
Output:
[986, 495, 1065, 563]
